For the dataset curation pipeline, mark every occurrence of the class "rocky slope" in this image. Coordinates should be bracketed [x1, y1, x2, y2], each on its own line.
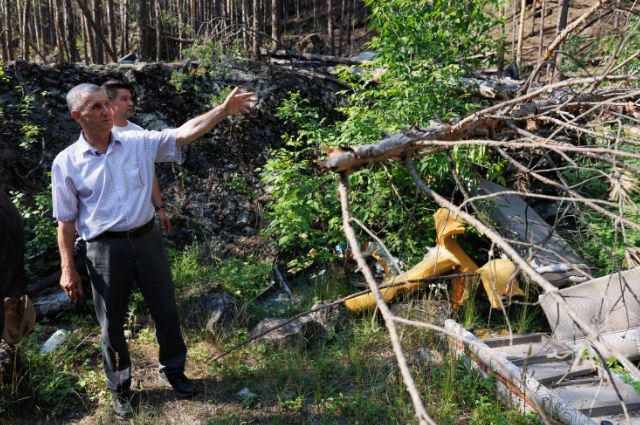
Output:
[0, 59, 345, 267]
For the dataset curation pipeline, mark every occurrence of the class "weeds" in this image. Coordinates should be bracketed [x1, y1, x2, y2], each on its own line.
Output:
[3, 246, 544, 424]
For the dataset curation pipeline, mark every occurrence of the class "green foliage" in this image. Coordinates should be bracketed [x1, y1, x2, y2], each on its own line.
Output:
[170, 245, 278, 306]
[14, 88, 47, 150]
[169, 38, 247, 91]
[261, 0, 502, 271]
[11, 189, 58, 279]
[210, 257, 273, 303]
[170, 244, 273, 305]
[342, 0, 498, 135]
[429, 358, 542, 424]
[261, 92, 343, 272]
[0, 325, 102, 417]
[608, 360, 640, 394]
[561, 156, 640, 275]
[169, 243, 213, 291]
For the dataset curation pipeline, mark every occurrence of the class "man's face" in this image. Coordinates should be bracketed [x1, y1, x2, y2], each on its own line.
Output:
[110, 88, 135, 122]
[73, 91, 113, 132]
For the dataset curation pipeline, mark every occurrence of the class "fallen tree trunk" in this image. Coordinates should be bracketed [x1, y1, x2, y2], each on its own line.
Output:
[319, 76, 640, 173]
[266, 49, 370, 66]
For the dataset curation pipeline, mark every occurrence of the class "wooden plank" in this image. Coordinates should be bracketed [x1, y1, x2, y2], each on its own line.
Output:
[521, 360, 598, 385]
[552, 375, 640, 417]
[483, 334, 574, 364]
[455, 323, 640, 421]
[590, 412, 640, 425]
[508, 349, 574, 366]
[445, 320, 598, 425]
[482, 333, 546, 347]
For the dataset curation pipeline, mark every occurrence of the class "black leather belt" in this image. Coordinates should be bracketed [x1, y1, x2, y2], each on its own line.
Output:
[93, 219, 154, 240]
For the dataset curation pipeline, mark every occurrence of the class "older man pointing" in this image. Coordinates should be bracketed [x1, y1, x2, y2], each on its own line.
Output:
[51, 83, 256, 418]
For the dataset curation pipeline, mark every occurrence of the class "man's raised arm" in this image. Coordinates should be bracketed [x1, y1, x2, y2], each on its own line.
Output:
[175, 87, 257, 146]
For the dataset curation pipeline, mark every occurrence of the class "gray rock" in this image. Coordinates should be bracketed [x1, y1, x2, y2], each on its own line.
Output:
[184, 289, 244, 335]
[250, 316, 327, 349]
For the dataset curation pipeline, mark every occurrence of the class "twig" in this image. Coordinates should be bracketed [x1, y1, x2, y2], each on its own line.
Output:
[337, 172, 435, 425]
[272, 263, 295, 301]
[210, 272, 475, 363]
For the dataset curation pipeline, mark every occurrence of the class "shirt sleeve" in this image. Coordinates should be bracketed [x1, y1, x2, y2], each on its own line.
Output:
[51, 155, 79, 222]
[144, 128, 182, 163]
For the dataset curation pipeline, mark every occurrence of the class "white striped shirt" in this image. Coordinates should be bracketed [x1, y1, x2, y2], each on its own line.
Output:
[113, 120, 143, 132]
[52, 128, 181, 240]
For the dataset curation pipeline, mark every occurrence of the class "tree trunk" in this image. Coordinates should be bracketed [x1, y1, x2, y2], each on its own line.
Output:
[54, 0, 66, 62]
[32, 0, 41, 56]
[177, 0, 185, 57]
[313, 0, 317, 33]
[190, 0, 196, 34]
[326, 0, 334, 55]
[47, 0, 56, 50]
[252, 0, 259, 56]
[21, 0, 31, 61]
[515, 0, 526, 72]
[119, 0, 129, 56]
[154, 0, 161, 61]
[106, 0, 116, 60]
[136, 0, 148, 60]
[64, 0, 79, 61]
[0, 13, 4, 62]
[75, 0, 117, 62]
[537, 0, 546, 82]
[2, 0, 12, 61]
[241, 0, 249, 51]
[82, 13, 94, 63]
[553, 0, 570, 82]
[92, 0, 103, 63]
[271, 0, 280, 50]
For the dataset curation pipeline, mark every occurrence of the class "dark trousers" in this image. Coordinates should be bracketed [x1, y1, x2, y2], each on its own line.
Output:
[85, 225, 187, 394]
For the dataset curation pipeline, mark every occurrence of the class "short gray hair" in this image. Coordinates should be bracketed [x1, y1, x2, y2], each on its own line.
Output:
[66, 83, 102, 113]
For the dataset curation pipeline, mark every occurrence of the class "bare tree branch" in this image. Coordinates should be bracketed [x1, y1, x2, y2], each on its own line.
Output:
[337, 172, 436, 425]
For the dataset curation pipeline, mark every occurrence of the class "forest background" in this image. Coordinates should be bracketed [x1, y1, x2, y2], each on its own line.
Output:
[0, 0, 369, 63]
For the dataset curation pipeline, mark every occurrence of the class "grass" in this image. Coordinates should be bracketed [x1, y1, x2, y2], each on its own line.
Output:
[0, 243, 544, 424]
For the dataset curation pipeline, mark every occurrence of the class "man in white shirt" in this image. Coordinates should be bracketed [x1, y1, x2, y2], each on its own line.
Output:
[101, 79, 171, 232]
[51, 82, 256, 418]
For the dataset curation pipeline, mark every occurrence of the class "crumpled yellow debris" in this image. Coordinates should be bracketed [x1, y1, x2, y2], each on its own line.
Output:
[433, 208, 478, 308]
[476, 258, 525, 309]
[343, 208, 525, 312]
[344, 245, 460, 311]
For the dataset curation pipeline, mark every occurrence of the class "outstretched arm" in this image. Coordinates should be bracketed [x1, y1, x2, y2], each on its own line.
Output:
[175, 87, 257, 146]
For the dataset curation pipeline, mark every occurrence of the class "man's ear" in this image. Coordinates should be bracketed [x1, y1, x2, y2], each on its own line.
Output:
[70, 109, 81, 120]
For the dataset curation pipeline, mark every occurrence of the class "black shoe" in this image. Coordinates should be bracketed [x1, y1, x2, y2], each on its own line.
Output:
[113, 392, 133, 419]
[159, 371, 196, 399]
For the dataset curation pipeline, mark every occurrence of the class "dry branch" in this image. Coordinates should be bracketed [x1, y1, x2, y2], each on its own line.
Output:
[337, 172, 435, 425]
[522, 0, 615, 92]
